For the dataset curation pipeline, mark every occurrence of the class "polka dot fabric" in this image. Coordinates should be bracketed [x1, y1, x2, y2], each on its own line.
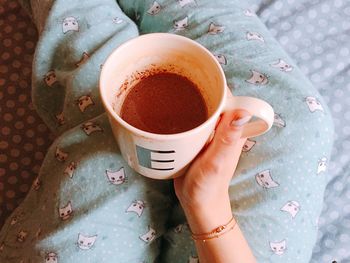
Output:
[0, 0, 53, 227]
[246, 0, 350, 262]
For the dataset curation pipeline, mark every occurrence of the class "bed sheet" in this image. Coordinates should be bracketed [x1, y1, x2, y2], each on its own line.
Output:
[0, 0, 53, 227]
[0, 0, 349, 262]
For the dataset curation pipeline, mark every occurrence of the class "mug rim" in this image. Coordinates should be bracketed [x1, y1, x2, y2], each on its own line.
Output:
[99, 33, 227, 140]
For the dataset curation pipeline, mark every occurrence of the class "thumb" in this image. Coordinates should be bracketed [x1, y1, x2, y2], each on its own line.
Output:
[201, 110, 251, 164]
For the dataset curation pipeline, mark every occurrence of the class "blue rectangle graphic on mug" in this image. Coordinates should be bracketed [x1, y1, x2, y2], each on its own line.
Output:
[136, 145, 175, 171]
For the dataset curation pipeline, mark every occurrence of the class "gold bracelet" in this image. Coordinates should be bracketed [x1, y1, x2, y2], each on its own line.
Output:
[191, 216, 237, 242]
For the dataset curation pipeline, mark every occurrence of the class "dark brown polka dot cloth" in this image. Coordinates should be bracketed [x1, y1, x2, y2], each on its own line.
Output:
[0, 0, 54, 227]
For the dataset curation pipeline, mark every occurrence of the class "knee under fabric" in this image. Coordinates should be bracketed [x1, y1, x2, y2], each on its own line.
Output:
[0, 1, 333, 262]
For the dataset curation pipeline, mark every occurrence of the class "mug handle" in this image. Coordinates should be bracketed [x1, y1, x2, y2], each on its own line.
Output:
[224, 95, 274, 138]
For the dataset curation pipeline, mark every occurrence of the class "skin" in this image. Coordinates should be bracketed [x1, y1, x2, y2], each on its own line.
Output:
[174, 109, 257, 263]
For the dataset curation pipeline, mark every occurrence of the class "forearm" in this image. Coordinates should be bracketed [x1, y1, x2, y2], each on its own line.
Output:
[183, 195, 256, 263]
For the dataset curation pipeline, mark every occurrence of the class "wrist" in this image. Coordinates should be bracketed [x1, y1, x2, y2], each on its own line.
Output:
[182, 194, 233, 234]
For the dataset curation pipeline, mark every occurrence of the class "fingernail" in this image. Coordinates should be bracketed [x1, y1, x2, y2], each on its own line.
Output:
[230, 116, 251, 127]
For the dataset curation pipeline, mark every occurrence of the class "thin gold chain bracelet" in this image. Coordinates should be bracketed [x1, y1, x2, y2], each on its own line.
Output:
[191, 216, 237, 242]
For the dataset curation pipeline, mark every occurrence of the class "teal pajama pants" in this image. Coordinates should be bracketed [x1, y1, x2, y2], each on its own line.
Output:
[0, 0, 334, 262]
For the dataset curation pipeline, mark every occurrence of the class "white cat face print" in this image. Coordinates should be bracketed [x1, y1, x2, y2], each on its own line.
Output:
[44, 70, 57, 87]
[126, 200, 146, 217]
[106, 167, 126, 185]
[34, 227, 42, 239]
[55, 112, 65, 126]
[214, 54, 227, 65]
[208, 23, 225, 35]
[10, 212, 24, 225]
[81, 121, 103, 135]
[271, 59, 293, 72]
[244, 9, 256, 17]
[255, 170, 279, 189]
[76, 52, 90, 67]
[17, 230, 28, 242]
[178, 0, 196, 7]
[64, 161, 77, 178]
[273, 113, 286, 128]
[55, 147, 68, 162]
[246, 70, 269, 85]
[77, 95, 94, 112]
[317, 157, 327, 174]
[147, 1, 161, 15]
[188, 256, 199, 263]
[174, 17, 189, 31]
[246, 32, 264, 42]
[242, 139, 256, 152]
[33, 177, 41, 190]
[45, 252, 58, 263]
[112, 17, 124, 24]
[139, 227, 156, 243]
[270, 240, 287, 255]
[62, 17, 79, 34]
[305, 97, 324, 113]
[77, 234, 97, 250]
[59, 201, 73, 220]
[10, 216, 18, 225]
[281, 201, 300, 218]
[135, 11, 141, 21]
[174, 223, 187, 233]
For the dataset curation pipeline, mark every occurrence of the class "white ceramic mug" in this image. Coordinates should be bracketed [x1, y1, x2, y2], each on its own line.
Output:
[100, 33, 274, 180]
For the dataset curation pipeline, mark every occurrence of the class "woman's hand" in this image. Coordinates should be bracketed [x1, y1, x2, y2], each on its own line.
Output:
[174, 110, 251, 233]
[174, 110, 256, 263]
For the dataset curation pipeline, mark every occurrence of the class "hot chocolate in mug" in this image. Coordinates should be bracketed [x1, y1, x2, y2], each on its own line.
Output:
[99, 33, 274, 179]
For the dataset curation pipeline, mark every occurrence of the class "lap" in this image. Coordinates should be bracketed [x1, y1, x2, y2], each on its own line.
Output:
[116, 1, 334, 262]
[1, 0, 334, 262]
[0, 114, 173, 263]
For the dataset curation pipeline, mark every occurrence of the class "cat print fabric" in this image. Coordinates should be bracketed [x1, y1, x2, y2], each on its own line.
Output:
[77, 234, 97, 250]
[173, 17, 189, 31]
[58, 201, 73, 220]
[45, 252, 58, 263]
[178, 0, 196, 8]
[270, 240, 287, 255]
[139, 227, 156, 243]
[271, 59, 293, 72]
[44, 70, 57, 87]
[246, 70, 269, 85]
[147, 1, 162, 15]
[246, 31, 265, 42]
[305, 97, 324, 113]
[208, 22, 225, 34]
[64, 161, 77, 178]
[317, 157, 328, 174]
[255, 170, 279, 189]
[55, 147, 68, 162]
[81, 121, 103, 135]
[77, 95, 94, 113]
[0, 0, 334, 263]
[281, 201, 300, 219]
[126, 200, 146, 217]
[62, 17, 79, 33]
[214, 54, 227, 65]
[106, 167, 127, 185]
[76, 52, 90, 67]
[242, 139, 256, 152]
